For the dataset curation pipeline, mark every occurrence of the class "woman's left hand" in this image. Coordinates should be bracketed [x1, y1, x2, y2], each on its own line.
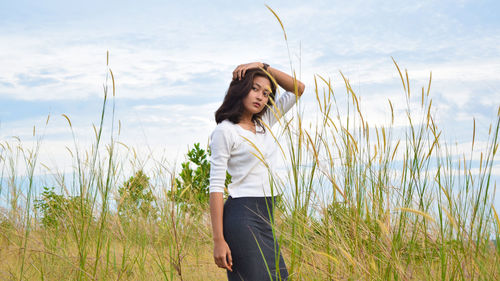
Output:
[232, 62, 264, 81]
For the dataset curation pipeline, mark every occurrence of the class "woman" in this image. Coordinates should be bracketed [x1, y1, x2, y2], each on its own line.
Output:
[209, 62, 305, 281]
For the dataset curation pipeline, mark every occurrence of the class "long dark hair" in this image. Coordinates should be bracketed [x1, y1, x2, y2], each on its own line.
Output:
[215, 68, 277, 132]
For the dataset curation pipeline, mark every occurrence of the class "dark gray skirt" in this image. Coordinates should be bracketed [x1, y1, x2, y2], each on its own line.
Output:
[223, 196, 289, 281]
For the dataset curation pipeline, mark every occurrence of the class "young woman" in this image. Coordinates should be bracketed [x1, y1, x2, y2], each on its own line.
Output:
[208, 62, 305, 281]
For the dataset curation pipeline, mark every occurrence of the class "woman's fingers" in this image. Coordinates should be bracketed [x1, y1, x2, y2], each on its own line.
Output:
[214, 242, 232, 271]
[227, 251, 233, 271]
[232, 62, 263, 80]
[215, 256, 224, 267]
[232, 63, 252, 80]
[233, 67, 242, 80]
[239, 68, 245, 80]
[220, 256, 229, 270]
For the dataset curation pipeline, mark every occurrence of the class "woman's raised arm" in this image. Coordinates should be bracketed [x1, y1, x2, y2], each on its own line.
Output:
[232, 62, 305, 96]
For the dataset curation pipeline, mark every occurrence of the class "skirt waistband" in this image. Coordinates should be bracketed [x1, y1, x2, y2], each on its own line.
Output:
[226, 195, 281, 204]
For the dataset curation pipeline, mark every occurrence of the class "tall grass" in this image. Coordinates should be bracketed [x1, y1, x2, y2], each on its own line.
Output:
[1, 22, 499, 281]
[263, 62, 499, 279]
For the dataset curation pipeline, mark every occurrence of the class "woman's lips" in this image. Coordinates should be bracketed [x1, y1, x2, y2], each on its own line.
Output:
[253, 102, 260, 108]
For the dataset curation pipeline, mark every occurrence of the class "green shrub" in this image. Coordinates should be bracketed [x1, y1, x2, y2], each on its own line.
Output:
[117, 170, 157, 221]
[171, 143, 231, 206]
[34, 186, 93, 229]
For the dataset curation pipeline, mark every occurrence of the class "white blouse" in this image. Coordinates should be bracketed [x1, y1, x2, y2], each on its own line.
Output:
[208, 91, 299, 198]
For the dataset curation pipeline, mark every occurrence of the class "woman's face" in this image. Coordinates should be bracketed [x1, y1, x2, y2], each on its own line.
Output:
[242, 76, 271, 116]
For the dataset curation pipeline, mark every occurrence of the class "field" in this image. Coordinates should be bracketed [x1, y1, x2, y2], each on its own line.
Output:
[1, 51, 499, 281]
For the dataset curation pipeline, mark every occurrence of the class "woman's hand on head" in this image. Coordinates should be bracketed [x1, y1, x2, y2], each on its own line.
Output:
[233, 62, 264, 81]
[213, 239, 233, 272]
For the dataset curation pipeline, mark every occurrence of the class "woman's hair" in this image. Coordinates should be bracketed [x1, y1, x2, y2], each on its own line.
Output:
[215, 68, 277, 132]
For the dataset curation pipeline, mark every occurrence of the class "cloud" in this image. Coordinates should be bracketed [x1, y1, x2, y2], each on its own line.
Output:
[0, 0, 498, 192]
[16, 73, 59, 87]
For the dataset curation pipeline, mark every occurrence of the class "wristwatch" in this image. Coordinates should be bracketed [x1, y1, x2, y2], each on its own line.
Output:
[262, 63, 270, 71]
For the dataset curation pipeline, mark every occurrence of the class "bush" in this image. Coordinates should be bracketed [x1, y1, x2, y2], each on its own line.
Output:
[171, 143, 231, 206]
[117, 170, 157, 221]
[34, 186, 93, 229]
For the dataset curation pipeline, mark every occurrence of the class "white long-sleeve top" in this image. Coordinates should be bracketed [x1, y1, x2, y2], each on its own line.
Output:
[209, 91, 299, 198]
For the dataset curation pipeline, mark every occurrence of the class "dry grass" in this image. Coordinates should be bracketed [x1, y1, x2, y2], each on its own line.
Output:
[1, 15, 499, 280]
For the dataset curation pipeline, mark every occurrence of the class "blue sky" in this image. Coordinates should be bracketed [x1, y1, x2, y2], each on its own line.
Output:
[0, 0, 499, 207]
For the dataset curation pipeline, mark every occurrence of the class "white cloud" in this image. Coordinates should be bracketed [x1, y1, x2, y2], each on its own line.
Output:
[1, 0, 499, 187]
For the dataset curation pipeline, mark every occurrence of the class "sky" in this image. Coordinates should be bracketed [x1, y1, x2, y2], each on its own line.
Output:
[0, 0, 499, 208]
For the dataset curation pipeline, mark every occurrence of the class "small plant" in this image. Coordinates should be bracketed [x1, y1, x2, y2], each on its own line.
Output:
[34, 187, 66, 229]
[171, 143, 231, 206]
[34, 186, 93, 229]
[117, 170, 157, 221]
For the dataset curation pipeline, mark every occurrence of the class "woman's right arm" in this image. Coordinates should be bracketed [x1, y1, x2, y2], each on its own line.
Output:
[210, 192, 232, 271]
[208, 126, 233, 271]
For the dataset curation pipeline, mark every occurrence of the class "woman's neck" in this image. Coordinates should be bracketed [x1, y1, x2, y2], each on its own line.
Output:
[239, 112, 254, 124]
